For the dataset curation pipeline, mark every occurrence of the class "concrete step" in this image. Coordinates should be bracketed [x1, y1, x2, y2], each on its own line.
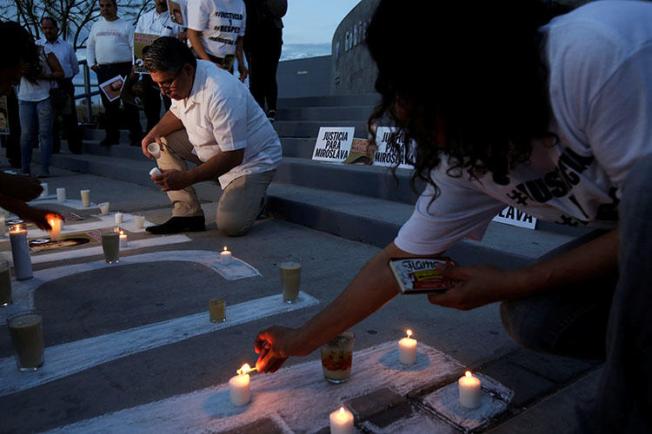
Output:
[277, 94, 380, 108]
[81, 138, 317, 161]
[42, 152, 589, 261]
[273, 120, 369, 138]
[276, 106, 374, 122]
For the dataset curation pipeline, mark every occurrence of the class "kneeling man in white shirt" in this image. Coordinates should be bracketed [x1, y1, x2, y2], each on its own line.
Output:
[141, 37, 281, 236]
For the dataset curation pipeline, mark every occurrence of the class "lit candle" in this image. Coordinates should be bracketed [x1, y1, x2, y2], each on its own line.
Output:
[114, 212, 123, 225]
[458, 371, 482, 409]
[119, 230, 128, 248]
[9, 223, 32, 281]
[46, 213, 63, 241]
[56, 187, 66, 202]
[229, 363, 253, 406]
[220, 246, 232, 264]
[329, 406, 354, 434]
[398, 329, 417, 365]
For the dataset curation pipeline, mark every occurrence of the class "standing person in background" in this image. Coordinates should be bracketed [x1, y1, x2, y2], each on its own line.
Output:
[18, 37, 64, 177]
[87, 0, 142, 147]
[187, 0, 249, 81]
[0, 21, 62, 229]
[38, 17, 82, 155]
[244, 0, 287, 121]
[135, 0, 183, 132]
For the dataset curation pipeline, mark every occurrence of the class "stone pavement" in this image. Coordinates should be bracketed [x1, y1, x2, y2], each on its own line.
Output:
[0, 167, 600, 433]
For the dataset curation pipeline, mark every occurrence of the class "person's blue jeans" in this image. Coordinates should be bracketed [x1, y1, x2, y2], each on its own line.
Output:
[500, 155, 652, 433]
[19, 98, 54, 175]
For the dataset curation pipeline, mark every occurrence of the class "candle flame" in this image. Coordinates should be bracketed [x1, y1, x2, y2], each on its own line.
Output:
[120, 230, 125, 236]
[339, 406, 346, 415]
[406, 329, 413, 338]
[465, 371, 473, 378]
[223, 246, 228, 252]
[237, 363, 252, 375]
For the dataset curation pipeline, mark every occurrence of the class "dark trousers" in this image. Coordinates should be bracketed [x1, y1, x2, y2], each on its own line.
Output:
[141, 74, 171, 132]
[95, 62, 142, 144]
[500, 155, 652, 433]
[2, 89, 21, 167]
[245, 28, 282, 112]
[52, 78, 82, 154]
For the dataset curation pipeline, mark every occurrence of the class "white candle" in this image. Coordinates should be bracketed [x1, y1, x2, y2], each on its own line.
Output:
[98, 202, 110, 215]
[119, 231, 128, 248]
[9, 224, 32, 281]
[147, 142, 161, 159]
[229, 363, 252, 406]
[114, 212, 123, 225]
[458, 371, 482, 409]
[149, 167, 162, 178]
[329, 406, 354, 434]
[398, 329, 417, 365]
[80, 189, 91, 208]
[40, 182, 48, 198]
[56, 187, 66, 202]
[47, 214, 63, 241]
[134, 215, 145, 229]
[220, 246, 232, 264]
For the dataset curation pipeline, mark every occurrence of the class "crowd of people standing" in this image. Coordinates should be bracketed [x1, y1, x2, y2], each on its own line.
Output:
[1, 0, 287, 174]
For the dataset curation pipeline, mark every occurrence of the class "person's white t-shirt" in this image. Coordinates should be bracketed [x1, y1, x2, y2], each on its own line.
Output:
[395, 0, 652, 255]
[18, 46, 54, 102]
[187, 0, 246, 58]
[86, 17, 134, 67]
[135, 9, 183, 37]
[170, 60, 281, 188]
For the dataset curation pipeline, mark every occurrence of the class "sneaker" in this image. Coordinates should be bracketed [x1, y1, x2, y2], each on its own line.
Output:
[145, 216, 206, 234]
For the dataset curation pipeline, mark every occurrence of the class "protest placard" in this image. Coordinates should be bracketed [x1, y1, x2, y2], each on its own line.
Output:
[168, 0, 187, 26]
[134, 33, 160, 74]
[312, 127, 355, 163]
[99, 75, 125, 103]
[492, 206, 537, 229]
[373, 126, 414, 169]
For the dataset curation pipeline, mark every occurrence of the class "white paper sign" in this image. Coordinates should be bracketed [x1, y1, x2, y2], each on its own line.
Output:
[98, 75, 125, 102]
[312, 127, 354, 162]
[373, 126, 414, 169]
[493, 206, 537, 230]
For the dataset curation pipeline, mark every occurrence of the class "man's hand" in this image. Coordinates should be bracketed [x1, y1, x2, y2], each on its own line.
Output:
[238, 64, 249, 82]
[141, 131, 163, 159]
[152, 169, 193, 191]
[427, 266, 520, 310]
[254, 326, 303, 373]
[0, 173, 43, 201]
[18, 207, 63, 231]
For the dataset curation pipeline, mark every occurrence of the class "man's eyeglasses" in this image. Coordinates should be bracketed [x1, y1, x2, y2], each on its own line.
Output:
[156, 69, 183, 93]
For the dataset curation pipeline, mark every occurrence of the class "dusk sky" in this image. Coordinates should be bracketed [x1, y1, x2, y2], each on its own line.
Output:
[281, 0, 362, 59]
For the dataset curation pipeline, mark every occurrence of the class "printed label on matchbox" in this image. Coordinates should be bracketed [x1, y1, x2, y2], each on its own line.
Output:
[389, 257, 456, 294]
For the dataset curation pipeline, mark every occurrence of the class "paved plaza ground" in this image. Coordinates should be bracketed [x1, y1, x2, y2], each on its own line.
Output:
[0, 165, 602, 434]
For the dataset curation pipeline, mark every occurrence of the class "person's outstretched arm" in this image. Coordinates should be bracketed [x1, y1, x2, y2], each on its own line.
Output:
[254, 242, 421, 372]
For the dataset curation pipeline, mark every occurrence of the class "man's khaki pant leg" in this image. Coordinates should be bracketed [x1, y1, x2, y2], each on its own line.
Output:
[157, 129, 204, 217]
[217, 170, 275, 236]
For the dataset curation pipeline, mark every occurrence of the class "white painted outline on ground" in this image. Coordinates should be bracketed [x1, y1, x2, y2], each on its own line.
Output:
[1, 250, 261, 323]
[30, 198, 97, 210]
[44, 342, 465, 434]
[28, 234, 191, 265]
[24, 213, 153, 238]
[0, 292, 319, 398]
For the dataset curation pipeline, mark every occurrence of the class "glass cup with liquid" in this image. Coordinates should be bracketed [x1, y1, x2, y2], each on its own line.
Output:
[101, 231, 120, 264]
[280, 261, 301, 303]
[8, 312, 44, 371]
[321, 332, 355, 384]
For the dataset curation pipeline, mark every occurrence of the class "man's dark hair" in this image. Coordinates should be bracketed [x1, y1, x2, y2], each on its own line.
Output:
[143, 37, 197, 73]
[0, 21, 41, 82]
[367, 0, 571, 197]
[40, 16, 58, 29]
